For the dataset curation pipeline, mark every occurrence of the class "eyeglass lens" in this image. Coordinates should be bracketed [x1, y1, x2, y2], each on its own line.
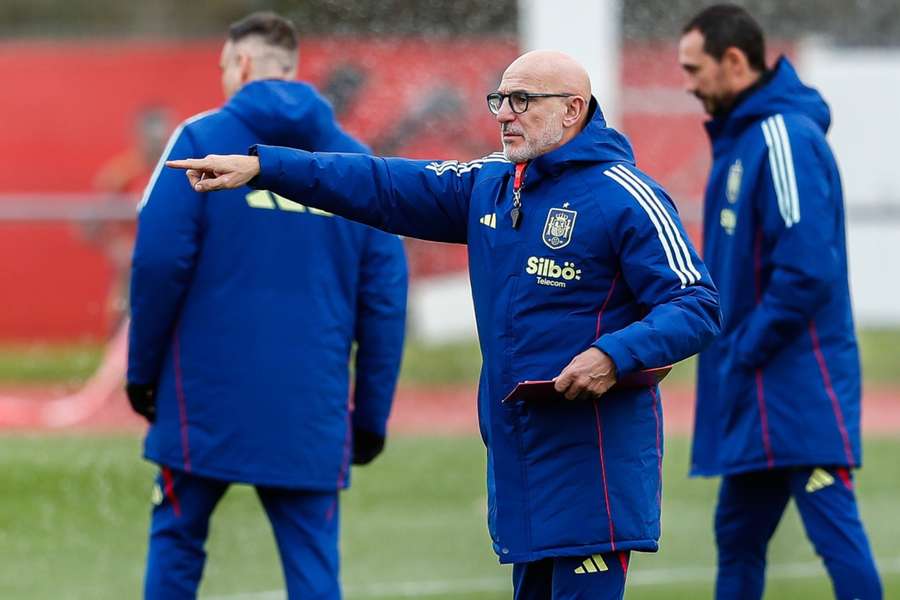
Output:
[488, 92, 529, 114]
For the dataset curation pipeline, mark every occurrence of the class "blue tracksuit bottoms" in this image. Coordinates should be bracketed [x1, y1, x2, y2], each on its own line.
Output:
[144, 466, 340, 599]
[715, 466, 881, 600]
[513, 551, 630, 600]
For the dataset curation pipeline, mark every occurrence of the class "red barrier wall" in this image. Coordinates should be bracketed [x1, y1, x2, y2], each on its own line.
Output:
[0, 37, 742, 341]
[0, 38, 517, 340]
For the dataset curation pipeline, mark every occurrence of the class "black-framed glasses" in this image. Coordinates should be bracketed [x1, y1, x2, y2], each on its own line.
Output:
[486, 91, 575, 115]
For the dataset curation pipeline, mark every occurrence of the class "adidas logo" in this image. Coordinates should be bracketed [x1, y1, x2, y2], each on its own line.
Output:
[805, 468, 835, 493]
[574, 554, 608, 575]
[480, 213, 496, 229]
[245, 190, 333, 216]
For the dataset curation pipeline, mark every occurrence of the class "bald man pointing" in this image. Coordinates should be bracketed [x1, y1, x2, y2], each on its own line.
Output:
[170, 51, 721, 599]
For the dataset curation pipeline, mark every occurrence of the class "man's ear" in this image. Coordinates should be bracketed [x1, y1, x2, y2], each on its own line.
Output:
[721, 46, 749, 77]
[238, 52, 254, 85]
[563, 96, 588, 128]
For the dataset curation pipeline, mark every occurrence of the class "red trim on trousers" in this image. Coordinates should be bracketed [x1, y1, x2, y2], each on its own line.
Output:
[618, 551, 630, 576]
[592, 399, 616, 550]
[836, 467, 854, 491]
[808, 321, 856, 467]
[172, 329, 192, 472]
[161, 467, 182, 517]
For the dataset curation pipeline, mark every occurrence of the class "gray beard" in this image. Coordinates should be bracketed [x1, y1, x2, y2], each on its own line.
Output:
[502, 123, 565, 163]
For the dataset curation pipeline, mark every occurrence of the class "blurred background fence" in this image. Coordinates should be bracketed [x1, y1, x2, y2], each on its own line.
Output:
[1, 0, 898, 343]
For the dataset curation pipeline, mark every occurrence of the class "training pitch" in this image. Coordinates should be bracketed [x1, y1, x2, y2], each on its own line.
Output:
[1, 434, 898, 599]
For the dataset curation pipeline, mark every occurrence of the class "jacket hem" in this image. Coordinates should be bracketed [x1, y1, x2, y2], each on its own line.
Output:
[497, 538, 658, 564]
[146, 452, 348, 491]
[690, 456, 861, 478]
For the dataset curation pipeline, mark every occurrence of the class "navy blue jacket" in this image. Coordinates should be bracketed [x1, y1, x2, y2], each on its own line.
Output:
[128, 80, 407, 489]
[692, 58, 861, 476]
[248, 101, 721, 562]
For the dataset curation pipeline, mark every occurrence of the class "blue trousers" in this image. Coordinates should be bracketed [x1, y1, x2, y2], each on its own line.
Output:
[715, 467, 881, 600]
[144, 467, 340, 600]
[513, 551, 630, 600]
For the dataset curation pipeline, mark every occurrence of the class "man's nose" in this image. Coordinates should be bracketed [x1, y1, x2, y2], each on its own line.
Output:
[683, 75, 698, 95]
[495, 99, 516, 123]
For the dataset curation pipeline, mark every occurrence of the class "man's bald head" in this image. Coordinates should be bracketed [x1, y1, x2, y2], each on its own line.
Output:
[502, 50, 592, 100]
[493, 50, 593, 163]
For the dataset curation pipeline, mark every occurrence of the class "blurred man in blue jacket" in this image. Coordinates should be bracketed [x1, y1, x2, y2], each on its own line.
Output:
[126, 12, 407, 599]
[679, 5, 881, 599]
[168, 50, 721, 600]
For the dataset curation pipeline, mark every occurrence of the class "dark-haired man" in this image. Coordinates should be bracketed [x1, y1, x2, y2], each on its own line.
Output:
[127, 11, 407, 599]
[679, 4, 881, 599]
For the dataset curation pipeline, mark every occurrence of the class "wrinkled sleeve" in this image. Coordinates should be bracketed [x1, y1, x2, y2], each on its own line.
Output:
[251, 145, 475, 244]
[592, 166, 722, 375]
[733, 117, 839, 368]
[127, 125, 204, 385]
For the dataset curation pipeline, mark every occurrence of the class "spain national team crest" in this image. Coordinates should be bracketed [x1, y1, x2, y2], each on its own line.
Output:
[726, 159, 743, 204]
[542, 207, 577, 249]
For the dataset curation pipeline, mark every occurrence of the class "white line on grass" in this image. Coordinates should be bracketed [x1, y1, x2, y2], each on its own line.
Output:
[204, 555, 900, 599]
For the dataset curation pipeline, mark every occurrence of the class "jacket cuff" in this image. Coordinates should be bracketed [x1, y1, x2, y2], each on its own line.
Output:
[593, 334, 638, 376]
[352, 409, 388, 437]
[248, 144, 280, 190]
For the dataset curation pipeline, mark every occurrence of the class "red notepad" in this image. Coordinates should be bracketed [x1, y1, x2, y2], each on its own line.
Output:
[501, 366, 672, 403]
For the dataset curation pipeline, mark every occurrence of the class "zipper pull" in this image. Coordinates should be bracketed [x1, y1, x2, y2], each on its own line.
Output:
[511, 162, 527, 229]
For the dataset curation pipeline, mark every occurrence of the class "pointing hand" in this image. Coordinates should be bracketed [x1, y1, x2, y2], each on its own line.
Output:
[166, 154, 261, 192]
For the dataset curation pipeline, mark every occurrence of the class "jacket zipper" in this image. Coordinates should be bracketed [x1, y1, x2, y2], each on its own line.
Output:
[510, 162, 527, 229]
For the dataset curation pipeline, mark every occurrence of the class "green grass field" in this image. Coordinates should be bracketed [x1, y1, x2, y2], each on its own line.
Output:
[1, 434, 897, 599]
[2, 327, 898, 386]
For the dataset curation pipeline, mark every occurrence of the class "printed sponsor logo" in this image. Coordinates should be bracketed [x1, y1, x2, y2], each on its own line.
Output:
[245, 190, 333, 216]
[525, 256, 581, 288]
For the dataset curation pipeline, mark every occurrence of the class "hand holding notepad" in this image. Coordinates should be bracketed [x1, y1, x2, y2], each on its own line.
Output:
[502, 366, 672, 403]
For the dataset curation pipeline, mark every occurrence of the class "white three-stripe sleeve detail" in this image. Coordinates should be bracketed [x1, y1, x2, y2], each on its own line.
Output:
[774, 114, 800, 224]
[768, 116, 795, 226]
[761, 119, 790, 226]
[611, 165, 694, 283]
[604, 169, 689, 288]
[761, 117, 794, 227]
[426, 153, 509, 176]
[613, 165, 702, 282]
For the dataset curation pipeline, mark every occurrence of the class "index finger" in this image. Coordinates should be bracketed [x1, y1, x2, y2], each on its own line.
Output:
[166, 158, 209, 170]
